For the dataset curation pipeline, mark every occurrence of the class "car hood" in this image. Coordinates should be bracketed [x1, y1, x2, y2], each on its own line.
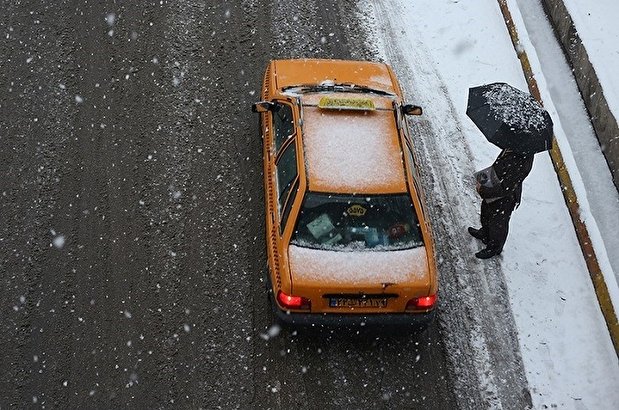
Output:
[273, 59, 397, 95]
[287, 245, 430, 288]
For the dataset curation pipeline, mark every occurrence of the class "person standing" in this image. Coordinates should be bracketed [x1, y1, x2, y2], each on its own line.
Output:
[468, 149, 534, 259]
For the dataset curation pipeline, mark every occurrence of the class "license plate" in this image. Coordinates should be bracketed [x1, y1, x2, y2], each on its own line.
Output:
[329, 297, 388, 308]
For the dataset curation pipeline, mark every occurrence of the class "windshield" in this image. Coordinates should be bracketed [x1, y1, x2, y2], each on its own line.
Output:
[291, 193, 424, 251]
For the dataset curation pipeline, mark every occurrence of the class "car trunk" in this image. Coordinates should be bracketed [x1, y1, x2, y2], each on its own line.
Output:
[287, 245, 432, 313]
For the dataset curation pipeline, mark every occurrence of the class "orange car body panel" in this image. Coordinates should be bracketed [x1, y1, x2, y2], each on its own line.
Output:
[272, 59, 400, 95]
[258, 59, 438, 319]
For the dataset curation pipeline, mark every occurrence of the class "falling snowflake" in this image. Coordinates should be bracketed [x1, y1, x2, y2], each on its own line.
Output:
[105, 13, 116, 26]
[52, 235, 65, 249]
[259, 324, 281, 340]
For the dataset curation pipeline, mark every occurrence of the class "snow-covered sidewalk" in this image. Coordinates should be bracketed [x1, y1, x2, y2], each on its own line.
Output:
[560, 0, 619, 118]
[365, 0, 619, 408]
[536, 0, 619, 307]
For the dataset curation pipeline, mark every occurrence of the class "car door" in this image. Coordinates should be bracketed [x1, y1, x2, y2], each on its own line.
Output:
[265, 101, 299, 282]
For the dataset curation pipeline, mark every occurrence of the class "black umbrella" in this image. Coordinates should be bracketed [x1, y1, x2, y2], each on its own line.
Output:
[466, 82, 553, 154]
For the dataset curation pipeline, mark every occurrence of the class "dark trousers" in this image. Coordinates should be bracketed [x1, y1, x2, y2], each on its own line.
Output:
[480, 196, 516, 251]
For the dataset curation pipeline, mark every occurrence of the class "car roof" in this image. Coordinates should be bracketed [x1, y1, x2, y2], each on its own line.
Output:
[300, 93, 409, 194]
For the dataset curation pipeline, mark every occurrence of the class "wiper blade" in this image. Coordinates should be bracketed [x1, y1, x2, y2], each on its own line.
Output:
[350, 86, 394, 96]
[283, 83, 394, 96]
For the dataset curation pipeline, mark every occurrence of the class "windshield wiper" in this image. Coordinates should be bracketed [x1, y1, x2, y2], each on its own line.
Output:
[283, 83, 394, 97]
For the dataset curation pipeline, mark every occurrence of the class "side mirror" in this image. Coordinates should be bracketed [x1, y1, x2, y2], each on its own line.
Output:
[252, 101, 278, 113]
[402, 104, 423, 116]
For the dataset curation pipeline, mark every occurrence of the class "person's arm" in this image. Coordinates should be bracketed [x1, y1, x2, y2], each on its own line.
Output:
[478, 181, 507, 199]
[499, 156, 534, 195]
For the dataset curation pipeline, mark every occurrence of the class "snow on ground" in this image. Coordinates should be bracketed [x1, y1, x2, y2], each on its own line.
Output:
[366, 0, 619, 408]
[521, 0, 619, 307]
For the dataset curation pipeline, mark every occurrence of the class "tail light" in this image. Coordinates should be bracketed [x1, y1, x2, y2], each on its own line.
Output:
[406, 294, 437, 311]
[277, 290, 311, 311]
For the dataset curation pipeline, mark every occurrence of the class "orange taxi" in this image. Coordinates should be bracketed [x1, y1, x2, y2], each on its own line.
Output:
[252, 59, 438, 328]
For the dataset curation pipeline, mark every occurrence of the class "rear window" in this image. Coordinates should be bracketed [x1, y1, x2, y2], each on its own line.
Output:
[291, 193, 424, 251]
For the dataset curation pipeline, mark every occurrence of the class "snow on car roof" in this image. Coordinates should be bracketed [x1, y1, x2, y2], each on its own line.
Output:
[301, 99, 408, 194]
[288, 245, 429, 286]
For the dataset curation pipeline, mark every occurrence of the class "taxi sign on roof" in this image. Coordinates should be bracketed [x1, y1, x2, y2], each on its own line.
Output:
[318, 96, 375, 111]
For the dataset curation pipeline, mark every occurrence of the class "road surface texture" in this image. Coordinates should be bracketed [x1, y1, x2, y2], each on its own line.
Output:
[0, 1, 460, 408]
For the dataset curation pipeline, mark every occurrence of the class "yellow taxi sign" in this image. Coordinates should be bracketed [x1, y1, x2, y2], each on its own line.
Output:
[347, 204, 367, 217]
[318, 96, 375, 111]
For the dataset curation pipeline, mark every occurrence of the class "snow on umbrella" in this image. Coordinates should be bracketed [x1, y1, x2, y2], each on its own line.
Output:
[466, 82, 554, 154]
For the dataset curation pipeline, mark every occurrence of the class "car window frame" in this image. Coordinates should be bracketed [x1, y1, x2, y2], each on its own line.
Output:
[271, 100, 296, 154]
[275, 137, 299, 230]
[403, 137, 429, 222]
[279, 177, 300, 234]
[397, 104, 424, 198]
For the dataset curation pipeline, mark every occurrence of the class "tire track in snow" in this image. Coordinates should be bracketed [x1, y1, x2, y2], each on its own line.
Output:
[1, 0, 170, 406]
[365, 1, 532, 408]
[0, 1, 96, 405]
[270, 0, 373, 60]
[153, 1, 262, 406]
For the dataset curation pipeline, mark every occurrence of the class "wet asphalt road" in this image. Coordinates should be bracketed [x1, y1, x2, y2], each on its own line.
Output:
[0, 1, 456, 408]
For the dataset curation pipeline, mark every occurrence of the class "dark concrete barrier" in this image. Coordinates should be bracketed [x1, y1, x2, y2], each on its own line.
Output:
[541, 0, 619, 191]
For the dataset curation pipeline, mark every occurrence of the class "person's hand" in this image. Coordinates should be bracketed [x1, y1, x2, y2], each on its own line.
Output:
[476, 181, 481, 193]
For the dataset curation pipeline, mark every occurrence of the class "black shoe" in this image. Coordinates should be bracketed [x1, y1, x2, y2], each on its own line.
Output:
[475, 248, 502, 259]
[468, 227, 488, 244]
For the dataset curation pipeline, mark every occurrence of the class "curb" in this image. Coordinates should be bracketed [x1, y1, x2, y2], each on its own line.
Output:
[540, 0, 619, 192]
[497, 0, 619, 357]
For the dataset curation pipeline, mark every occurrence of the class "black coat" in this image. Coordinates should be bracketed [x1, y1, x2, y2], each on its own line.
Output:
[478, 149, 534, 206]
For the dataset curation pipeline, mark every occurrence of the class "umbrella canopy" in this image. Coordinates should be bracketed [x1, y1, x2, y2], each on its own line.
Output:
[466, 82, 554, 154]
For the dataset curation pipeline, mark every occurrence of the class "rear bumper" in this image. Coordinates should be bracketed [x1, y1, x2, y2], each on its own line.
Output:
[272, 304, 436, 330]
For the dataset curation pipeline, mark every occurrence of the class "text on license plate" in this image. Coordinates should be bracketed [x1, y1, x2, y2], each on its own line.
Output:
[329, 298, 388, 308]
